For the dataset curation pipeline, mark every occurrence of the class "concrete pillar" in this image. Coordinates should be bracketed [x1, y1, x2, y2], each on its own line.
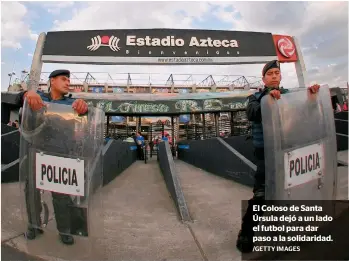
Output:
[83, 82, 89, 92]
[192, 85, 196, 93]
[293, 36, 308, 88]
[27, 33, 46, 91]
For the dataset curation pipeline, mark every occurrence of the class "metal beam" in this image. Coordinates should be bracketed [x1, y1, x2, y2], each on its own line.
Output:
[198, 75, 211, 87]
[242, 76, 250, 90]
[216, 75, 229, 86]
[166, 74, 174, 86]
[27, 71, 270, 92]
[230, 76, 248, 88]
[107, 73, 115, 85]
[182, 75, 193, 86]
[127, 73, 132, 85]
[85, 72, 98, 85]
[209, 75, 216, 87]
[127, 73, 132, 93]
[70, 72, 81, 84]
[84, 72, 90, 83]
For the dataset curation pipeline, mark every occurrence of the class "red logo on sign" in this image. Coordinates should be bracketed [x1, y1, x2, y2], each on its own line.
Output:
[272, 35, 298, 63]
[87, 35, 121, 52]
[277, 37, 295, 58]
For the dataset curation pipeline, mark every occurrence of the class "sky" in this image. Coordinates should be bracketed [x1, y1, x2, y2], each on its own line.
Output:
[1, 1, 348, 91]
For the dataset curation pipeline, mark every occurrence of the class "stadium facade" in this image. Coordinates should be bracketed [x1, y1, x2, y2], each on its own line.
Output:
[6, 72, 262, 142]
[5, 71, 347, 144]
[10, 71, 263, 93]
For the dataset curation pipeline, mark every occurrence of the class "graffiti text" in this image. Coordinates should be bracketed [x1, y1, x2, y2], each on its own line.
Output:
[175, 100, 201, 112]
[118, 102, 170, 113]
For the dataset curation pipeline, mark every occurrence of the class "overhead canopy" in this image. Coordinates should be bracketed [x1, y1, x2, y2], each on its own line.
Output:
[4, 86, 344, 115]
[1, 90, 254, 115]
[73, 90, 254, 115]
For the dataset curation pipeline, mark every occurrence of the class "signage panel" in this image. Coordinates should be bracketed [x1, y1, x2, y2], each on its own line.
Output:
[284, 143, 324, 189]
[35, 153, 85, 196]
[42, 29, 278, 65]
[272, 34, 298, 62]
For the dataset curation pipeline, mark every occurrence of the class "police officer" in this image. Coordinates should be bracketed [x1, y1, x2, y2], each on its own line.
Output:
[19, 69, 88, 245]
[236, 60, 321, 253]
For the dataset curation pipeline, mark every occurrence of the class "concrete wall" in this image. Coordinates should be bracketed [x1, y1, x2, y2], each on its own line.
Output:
[177, 138, 255, 187]
[158, 141, 191, 222]
[102, 139, 138, 186]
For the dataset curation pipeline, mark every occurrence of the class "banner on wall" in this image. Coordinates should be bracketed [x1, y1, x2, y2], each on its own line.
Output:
[113, 87, 125, 93]
[197, 88, 210, 93]
[152, 88, 169, 94]
[146, 116, 171, 123]
[178, 88, 189, 94]
[71, 86, 84, 92]
[92, 87, 104, 93]
[81, 90, 252, 114]
[110, 116, 125, 122]
[179, 114, 190, 123]
[131, 87, 149, 93]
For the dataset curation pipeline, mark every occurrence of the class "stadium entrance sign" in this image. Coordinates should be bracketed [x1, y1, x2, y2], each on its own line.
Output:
[42, 29, 282, 65]
[31, 28, 306, 96]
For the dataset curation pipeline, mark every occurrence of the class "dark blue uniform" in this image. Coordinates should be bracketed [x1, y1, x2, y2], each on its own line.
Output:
[236, 60, 289, 253]
[237, 86, 290, 252]
[19, 86, 85, 244]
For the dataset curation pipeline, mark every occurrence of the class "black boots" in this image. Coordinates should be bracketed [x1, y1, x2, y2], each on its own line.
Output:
[25, 227, 44, 240]
[25, 227, 74, 245]
[59, 234, 75, 245]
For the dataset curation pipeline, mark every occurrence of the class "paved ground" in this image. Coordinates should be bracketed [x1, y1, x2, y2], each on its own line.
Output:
[1, 244, 44, 261]
[2, 159, 204, 261]
[175, 160, 253, 261]
[2, 154, 348, 261]
[337, 165, 348, 200]
[337, 150, 348, 166]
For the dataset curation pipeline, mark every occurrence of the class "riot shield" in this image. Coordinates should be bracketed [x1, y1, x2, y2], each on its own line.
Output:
[19, 101, 105, 259]
[261, 86, 337, 200]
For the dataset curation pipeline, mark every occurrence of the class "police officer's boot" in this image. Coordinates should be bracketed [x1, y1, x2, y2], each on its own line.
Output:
[25, 227, 44, 240]
[59, 234, 74, 245]
[236, 229, 254, 253]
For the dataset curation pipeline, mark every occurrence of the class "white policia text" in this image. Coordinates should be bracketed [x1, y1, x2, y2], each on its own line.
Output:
[40, 164, 78, 186]
[289, 152, 321, 178]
